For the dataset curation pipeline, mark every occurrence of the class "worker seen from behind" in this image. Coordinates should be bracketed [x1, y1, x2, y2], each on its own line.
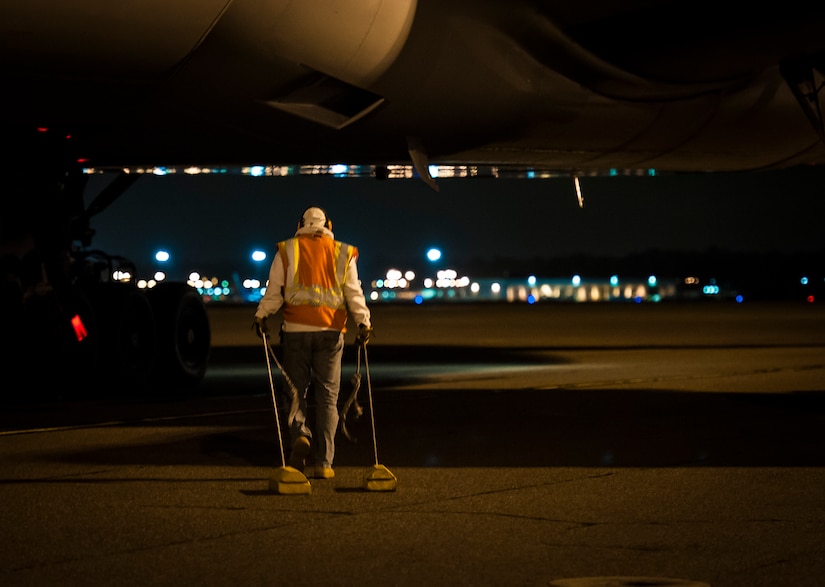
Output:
[253, 206, 373, 480]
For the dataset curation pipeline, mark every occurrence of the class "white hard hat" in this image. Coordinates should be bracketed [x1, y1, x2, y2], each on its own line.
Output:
[299, 206, 329, 229]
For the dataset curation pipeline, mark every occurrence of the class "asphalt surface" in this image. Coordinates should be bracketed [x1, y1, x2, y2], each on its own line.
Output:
[1, 301, 824, 586]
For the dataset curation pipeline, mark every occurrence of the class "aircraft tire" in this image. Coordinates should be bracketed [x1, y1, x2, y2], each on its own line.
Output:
[146, 282, 211, 391]
[58, 284, 102, 396]
[85, 282, 158, 395]
[5, 282, 101, 401]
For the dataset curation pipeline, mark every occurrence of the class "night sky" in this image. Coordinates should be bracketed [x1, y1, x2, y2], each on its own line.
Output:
[84, 165, 825, 285]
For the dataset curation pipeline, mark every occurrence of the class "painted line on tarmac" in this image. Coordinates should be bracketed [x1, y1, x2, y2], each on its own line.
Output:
[0, 408, 268, 437]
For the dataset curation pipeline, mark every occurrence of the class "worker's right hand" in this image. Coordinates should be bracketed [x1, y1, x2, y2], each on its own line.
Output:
[356, 324, 373, 346]
[252, 316, 268, 338]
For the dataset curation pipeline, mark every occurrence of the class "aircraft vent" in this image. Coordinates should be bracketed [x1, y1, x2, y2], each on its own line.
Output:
[263, 75, 385, 130]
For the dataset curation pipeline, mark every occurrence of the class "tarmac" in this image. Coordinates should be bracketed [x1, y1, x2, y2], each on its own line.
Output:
[1, 302, 824, 586]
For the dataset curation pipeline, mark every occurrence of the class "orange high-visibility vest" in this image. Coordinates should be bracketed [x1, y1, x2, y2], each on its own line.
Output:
[278, 233, 357, 331]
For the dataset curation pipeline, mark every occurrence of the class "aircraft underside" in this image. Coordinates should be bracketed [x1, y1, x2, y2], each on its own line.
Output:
[2, 0, 825, 395]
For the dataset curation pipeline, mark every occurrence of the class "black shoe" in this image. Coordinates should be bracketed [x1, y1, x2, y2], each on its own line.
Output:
[288, 436, 310, 470]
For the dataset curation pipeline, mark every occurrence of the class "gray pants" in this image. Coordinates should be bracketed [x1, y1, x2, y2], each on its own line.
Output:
[281, 330, 344, 468]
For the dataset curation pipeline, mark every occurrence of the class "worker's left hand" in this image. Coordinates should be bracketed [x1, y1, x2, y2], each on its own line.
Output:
[252, 316, 268, 338]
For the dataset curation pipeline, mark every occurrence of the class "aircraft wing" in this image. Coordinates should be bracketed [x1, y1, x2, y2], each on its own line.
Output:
[3, 0, 825, 174]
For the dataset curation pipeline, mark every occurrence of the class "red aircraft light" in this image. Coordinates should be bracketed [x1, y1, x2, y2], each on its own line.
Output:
[70, 314, 88, 341]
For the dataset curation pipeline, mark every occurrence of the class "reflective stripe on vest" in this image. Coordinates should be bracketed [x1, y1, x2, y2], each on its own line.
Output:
[278, 234, 356, 329]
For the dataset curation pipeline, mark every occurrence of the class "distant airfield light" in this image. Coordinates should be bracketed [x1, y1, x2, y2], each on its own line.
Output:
[250, 166, 265, 177]
[155, 250, 170, 262]
[648, 275, 658, 287]
[527, 275, 537, 286]
[491, 282, 501, 294]
[152, 167, 169, 176]
[426, 248, 442, 262]
[154, 271, 166, 282]
[251, 250, 267, 262]
[428, 164, 440, 178]
[572, 274, 581, 286]
[331, 164, 348, 175]
[610, 275, 619, 286]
